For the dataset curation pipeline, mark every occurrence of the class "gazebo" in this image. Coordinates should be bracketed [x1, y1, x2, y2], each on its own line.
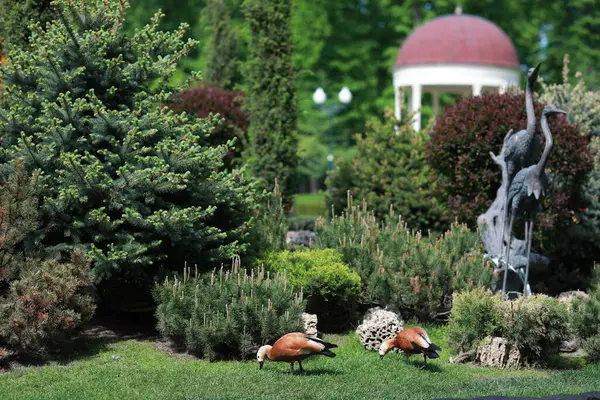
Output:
[393, 10, 521, 131]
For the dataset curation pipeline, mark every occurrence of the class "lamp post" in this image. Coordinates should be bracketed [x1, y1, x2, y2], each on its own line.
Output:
[312, 86, 352, 172]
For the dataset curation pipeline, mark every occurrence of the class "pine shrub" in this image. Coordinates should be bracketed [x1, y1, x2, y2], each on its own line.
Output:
[314, 196, 494, 321]
[448, 290, 571, 365]
[169, 86, 248, 167]
[426, 92, 594, 294]
[153, 258, 305, 360]
[260, 249, 361, 331]
[0, 0, 257, 295]
[0, 161, 95, 356]
[326, 110, 447, 233]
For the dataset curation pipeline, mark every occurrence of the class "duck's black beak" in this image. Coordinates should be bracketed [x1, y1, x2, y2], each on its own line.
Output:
[259, 361, 264, 370]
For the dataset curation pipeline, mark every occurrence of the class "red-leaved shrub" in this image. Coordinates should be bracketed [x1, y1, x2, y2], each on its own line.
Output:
[169, 86, 249, 166]
[426, 93, 594, 293]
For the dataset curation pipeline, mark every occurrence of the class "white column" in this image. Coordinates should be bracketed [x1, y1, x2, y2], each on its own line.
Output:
[472, 83, 482, 96]
[411, 84, 422, 131]
[394, 86, 402, 121]
[499, 84, 507, 94]
[432, 90, 440, 116]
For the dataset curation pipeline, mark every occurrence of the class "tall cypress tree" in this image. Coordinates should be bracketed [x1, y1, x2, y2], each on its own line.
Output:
[244, 0, 298, 207]
[204, 0, 239, 89]
[0, 0, 257, 287]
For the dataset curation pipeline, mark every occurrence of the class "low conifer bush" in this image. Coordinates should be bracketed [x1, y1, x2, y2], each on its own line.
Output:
[0, 161, 95, 356]
[314, 196, 494, 321]
[153, 258, 305, 360]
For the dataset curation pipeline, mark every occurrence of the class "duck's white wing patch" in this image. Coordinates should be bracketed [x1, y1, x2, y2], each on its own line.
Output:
[421, 333, 432, 345]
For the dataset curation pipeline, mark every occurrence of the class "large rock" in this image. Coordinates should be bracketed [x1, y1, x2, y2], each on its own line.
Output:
[476, 337, 522, 368]
[558, 290, 590, 304]
[560, 336, 581, 353]
[286, 230, 316, 247]
[303, 313, 318, 338]
[355, 307, 403, 350]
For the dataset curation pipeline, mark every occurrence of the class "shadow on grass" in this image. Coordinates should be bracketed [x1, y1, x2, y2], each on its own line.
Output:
[284, 368, 344, 376]
[543, 354, 586, 371]
[0, 310, 160, 371]
[408, 361, 443, 373]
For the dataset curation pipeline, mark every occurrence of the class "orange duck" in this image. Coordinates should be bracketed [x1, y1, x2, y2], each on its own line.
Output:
[378, 326, 441, 365]
[256, 332, 338, 372]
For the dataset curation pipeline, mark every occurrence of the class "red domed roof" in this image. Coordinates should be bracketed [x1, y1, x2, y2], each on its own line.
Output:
[394, 15, 520, 69]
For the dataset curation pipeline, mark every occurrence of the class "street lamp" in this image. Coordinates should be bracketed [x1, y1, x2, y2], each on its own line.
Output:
[313, 86, 352, 172]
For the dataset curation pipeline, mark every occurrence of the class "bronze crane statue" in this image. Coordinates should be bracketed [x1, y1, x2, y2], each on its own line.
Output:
[501, 104, 566, 296]
[497, 63, 541, 292]
[503, 62, 542, 180]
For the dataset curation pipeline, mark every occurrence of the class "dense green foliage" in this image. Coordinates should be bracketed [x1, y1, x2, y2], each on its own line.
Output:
[0, 0, 56, 49]
[169, 86, 249, 167]
[260, 249, 361, 331]
[427, 92, 594, 294]
[0, 161, 95, 356]
[153, 260, 305, 360]
[314, 197, 494, 321]
[243, 0, 298, 207]
[448, 290, 571, 365]
[326, 110, 446, 232]
[0, 0, 257, 296]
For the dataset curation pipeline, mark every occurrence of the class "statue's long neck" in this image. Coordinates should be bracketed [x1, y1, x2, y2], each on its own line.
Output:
[536, 114, 554, 178]
[525, 76, 536, 140]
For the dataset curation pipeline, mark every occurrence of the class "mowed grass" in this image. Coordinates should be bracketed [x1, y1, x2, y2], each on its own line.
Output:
[1, 326, 599, 400]
[294, 193, 327, 217]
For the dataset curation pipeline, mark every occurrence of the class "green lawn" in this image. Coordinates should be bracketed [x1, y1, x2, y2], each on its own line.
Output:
[294, 193, 327, 217]
[1, 326, 599, 400]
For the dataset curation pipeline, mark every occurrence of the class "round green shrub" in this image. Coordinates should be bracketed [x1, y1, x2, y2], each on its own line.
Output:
[501, 295, 571, 362]
[447, 288, 502, 353]
[571, 286, 600, 340]
[583, 333, 600, 364]
[260, 249, 362, 332]
[448, 289, 572, 365]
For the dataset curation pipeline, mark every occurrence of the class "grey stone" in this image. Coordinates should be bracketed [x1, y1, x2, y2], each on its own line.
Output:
[476, 337, 523, 368]
[355, 307, 403, 351]
[558, 290, 590, 304]
[560, 336, 581, 353]
[286, 230, 316, 247]
[302, 313, 318, 338]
